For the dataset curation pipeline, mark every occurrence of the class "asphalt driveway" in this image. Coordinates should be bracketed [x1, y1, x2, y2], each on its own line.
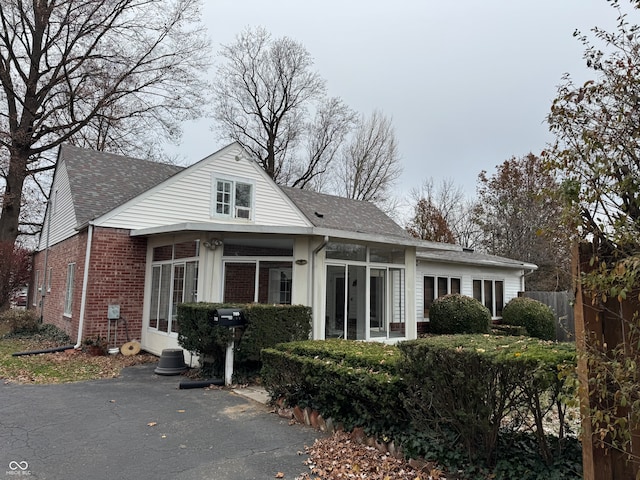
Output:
[0, 364, 321, 480]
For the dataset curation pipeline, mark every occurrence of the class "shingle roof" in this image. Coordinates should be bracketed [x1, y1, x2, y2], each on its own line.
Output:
[60, 145, 184, 227]
[417, 248, 537, 270]
[59, 144, 409, 239]
[281, 186, 410, 239]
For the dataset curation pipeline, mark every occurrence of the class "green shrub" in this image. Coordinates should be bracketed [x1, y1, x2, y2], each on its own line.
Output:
[261, 340, 407, 436]
[36, 324, 71, 344]
[178, 303, 312, 377]
[491, 323, 528, 337]
[429, 294, 491, 334]
[0, 309, 39, 335]
[398, 335, 577, 467]
[262, 336, 579, 476]
[177, 303, 234, 376]
[234, 304, 311, 365]
[502, 297, 556, 340]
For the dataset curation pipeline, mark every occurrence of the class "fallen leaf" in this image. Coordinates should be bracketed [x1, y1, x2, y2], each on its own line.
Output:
[275, 472, 285, 478]
[147, 422, 157, 427]
[177, 409, 185, 413]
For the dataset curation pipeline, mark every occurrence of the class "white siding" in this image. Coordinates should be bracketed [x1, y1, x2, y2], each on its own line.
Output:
[415, 260, 524, 321]
[96, 144, 310, 230]
[38, 162, 78, 250]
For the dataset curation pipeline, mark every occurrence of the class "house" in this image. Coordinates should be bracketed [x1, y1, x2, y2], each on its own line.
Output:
[31, 143, 537, 359]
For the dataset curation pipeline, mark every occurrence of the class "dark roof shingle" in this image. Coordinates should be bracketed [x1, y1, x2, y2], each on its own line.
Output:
[60, 145, 184, 227]
[281, 186, 409, 239]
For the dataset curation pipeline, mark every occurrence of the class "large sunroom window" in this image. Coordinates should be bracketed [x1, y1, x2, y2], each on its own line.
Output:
[222, 239, 294, 305]
[325, 242, 406, 340]
[149, 240, 199, 334]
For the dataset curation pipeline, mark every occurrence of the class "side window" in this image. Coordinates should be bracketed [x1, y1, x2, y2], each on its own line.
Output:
[424, 275, 462, 318]
[64, 263, 76, 316]
[473, 279, 504, 317]
[213, 177, 253, 220]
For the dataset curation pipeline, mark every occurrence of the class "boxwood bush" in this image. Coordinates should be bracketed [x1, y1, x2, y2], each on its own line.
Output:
[234, 304, 312, 365]
[398, 335, 577, 467]
[429, 294, 491, 334]
[261, 340, 406, 436]
[177, 303, 312, 376]
[261, 336, 579, 478]
[502, 297, 556, 340]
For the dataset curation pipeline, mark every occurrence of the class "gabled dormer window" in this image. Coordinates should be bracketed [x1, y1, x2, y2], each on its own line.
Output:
[212, 176, 254, 220]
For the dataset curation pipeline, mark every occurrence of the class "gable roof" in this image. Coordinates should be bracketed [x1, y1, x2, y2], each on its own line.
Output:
[280, 186, 409, 239]
[60, 145, 183, 228]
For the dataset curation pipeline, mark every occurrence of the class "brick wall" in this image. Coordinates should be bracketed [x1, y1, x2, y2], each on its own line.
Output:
[32, 233, 84, 339]
[83, 227, 147, 345]
[223, 263, 256, 303]
[31, 227, 147, 345]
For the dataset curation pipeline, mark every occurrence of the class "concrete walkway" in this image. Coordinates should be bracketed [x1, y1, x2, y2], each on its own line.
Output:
[0, 364, 320, 480]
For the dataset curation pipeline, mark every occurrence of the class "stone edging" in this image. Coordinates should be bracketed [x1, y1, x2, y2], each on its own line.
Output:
[274, 398, 404, 459]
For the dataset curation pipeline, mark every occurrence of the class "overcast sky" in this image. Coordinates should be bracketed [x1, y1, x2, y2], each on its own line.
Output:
[171, 0, 623, 202]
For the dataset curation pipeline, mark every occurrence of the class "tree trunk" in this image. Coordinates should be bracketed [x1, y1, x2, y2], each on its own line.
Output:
[0, 150, 29, 245]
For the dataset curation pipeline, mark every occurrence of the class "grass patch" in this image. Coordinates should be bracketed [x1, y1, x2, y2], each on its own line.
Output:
[0, 336, 157, 384]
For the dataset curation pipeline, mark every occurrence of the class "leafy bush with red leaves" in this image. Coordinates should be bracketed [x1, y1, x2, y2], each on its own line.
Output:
[0, 241, 31, 310]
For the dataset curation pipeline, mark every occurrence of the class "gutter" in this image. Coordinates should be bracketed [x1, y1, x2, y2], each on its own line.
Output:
[75, 223, 94, 349]
[311, 236, 329, 339]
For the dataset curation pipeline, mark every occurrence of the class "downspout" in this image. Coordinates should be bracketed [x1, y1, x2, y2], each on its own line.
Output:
[313, 235, 329, 256]
[74, 223, 94, 349]
[39, 201, 53, 322]
[311, 236, 329, 339]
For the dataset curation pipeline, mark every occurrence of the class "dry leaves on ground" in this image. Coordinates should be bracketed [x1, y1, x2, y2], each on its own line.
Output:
[1, 342, 158, 384]
[296, 431, 445, 480]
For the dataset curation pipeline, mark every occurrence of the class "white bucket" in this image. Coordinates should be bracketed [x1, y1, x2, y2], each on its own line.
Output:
[108, 347, 120, 355]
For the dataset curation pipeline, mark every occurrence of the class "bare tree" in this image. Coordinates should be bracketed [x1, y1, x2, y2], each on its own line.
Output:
[0, 0, 210, 244]
[334, 110, 402, 204]
[288, 97, 356, 190]
[213, 27, 329, 185]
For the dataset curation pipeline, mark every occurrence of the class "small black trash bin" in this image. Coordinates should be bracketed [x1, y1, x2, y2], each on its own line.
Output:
[154, 348, 187, 375]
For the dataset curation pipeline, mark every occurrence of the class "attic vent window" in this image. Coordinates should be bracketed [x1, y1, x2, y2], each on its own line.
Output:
[314, 211, 324, 218]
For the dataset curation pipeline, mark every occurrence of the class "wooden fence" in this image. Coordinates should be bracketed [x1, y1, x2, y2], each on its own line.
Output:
[574, 242, 640, 479]
[522, 290, 575, 342]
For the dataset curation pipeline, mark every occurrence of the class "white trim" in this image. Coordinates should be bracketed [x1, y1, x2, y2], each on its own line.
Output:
[211, 174, 256, 221]
[75, 224, 93, 348]
[64, 263, 76, 316]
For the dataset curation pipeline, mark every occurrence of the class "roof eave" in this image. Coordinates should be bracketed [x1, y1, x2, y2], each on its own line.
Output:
[417, 252, 538, 271]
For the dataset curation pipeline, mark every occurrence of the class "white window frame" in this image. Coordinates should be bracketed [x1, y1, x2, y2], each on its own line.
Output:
[33, 270, 40, 306]
[423, 275, 461, 319]
[64, 263, 76, 317]
[149, 243, 199, 336]
[211, 175, 255, 221]
[47, 267, 52, 292]
[268, 267, 292, 304]
[472, 278, 505, 318]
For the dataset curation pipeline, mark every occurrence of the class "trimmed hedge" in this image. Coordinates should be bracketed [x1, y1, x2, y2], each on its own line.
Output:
[261, 336, 579, 477]
[177, 302, 312, 376]
[399, 335, 577, 466]
[261, 340, 406, 436]
[502, 297, 556, 340]
[235, 304, 312, 364]
[429, 294, 491, 334]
